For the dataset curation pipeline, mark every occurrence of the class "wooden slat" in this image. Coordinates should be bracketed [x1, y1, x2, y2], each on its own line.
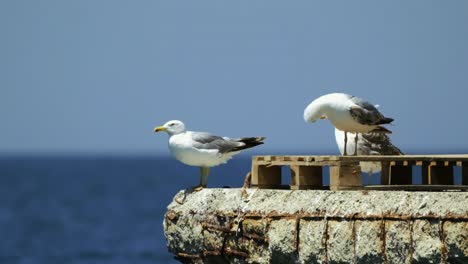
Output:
[255, 155, 468, 163]
[380, 161, 390, 185]
[251, 165, 281, 189]
[290, 165, 322, 190]
[421, 161, 429, 185]
[365, 185, 468, 191]
[463, 162, 468, 185]
[340, 154, 468, 162]
[254, 161, 341, 167]
[330, 162, 362, 191]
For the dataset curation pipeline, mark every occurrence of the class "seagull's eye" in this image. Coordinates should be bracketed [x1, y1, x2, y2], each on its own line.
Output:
[169, 123, 175, 127]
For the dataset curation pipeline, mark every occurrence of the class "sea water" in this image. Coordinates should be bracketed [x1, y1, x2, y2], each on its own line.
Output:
[0, 154, 252, 264]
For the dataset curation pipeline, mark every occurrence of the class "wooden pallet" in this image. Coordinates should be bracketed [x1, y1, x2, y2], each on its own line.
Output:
[250, 155, 468, 191]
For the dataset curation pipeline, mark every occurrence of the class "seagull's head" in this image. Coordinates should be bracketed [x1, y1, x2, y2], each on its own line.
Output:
[303, 99, 327, 123]
[154, 120, 186, 135]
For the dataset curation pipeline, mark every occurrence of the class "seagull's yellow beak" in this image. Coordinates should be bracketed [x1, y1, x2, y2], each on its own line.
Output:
[154, 126, 167, 133]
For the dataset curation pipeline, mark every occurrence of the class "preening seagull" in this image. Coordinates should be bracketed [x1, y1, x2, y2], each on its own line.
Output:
[335, 128, 403, 174]
[304, 93, 394, 155]
[154, 120, 265, 191]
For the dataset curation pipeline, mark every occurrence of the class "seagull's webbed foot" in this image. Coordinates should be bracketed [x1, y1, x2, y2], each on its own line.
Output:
[192, 185, 206, 192]
[175, 197, 185, 205]
[174, 188, 192, 204]
[174, 185, 205, 204]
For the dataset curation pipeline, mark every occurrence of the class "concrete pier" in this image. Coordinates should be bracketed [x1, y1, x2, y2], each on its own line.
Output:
[164, 189, 468, 263]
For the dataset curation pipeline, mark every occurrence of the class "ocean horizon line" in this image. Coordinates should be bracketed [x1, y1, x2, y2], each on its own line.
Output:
[0, 148, 467, 158]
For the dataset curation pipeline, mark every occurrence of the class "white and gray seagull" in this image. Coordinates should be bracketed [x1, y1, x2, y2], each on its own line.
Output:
[304, 93, 394, 155]
[154, 120, 265, 191]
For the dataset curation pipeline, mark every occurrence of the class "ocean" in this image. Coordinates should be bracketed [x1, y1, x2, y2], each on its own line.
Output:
[0, 152, 463, 263]
[0, 154, 255, 264]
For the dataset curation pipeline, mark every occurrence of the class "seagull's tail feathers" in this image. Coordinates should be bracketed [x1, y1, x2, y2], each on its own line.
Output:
[391, 145, 404, 155]
[377, 117, 394, 125]
[371, 126, 392, 134]
[361, 133, 404, 155]
[232, 137, 266, 151]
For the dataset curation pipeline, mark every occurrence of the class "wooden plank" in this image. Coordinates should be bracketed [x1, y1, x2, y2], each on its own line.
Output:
[365, 185, 468, 191]
[389, 165, 412, 185]
[380, 161, 390, 185]
[330, 162, 362, 191]
[340, 154, 468, 162]
[421, 162, 429, 185]
[254, 160, 341, 167]
[252, 155, 468, 169]
[290, 165, 322, 190]
[254, 155, 468, 163]
[251, 165, 282, 189]
[463, 162, 468, 185]
[254, 156, 264, 161]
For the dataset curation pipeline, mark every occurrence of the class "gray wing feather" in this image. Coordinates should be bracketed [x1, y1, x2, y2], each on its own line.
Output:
[348, 96, 394, 126]
[349, 96, 380, 112]
[191, 132, 242, 153]
[349, 107, 385, 125]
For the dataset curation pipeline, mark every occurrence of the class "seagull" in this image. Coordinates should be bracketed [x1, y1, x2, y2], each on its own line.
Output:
[304, 93, 394, 155]
[335, 128, 403, 174]
[154, 120, 265, 191]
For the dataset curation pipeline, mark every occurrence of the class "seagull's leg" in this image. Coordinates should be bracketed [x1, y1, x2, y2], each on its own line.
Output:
[194, 167, 210, 191]
[193, 167, 204, 191]
[344, 131, 348, 156]
[201, 167, 210, 187]
[354, 133, 359, 156]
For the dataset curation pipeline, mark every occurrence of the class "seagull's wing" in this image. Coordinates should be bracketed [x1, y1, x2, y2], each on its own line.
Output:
[348, 96, 393, 126]
[349, 107, 384, 125]
[191, 132, 243, 153]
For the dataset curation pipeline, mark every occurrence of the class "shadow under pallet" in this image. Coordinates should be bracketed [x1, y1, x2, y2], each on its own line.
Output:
[250, 155, 468, 191]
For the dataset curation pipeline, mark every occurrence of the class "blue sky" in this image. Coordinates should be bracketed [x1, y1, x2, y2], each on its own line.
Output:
[1, 1, 468, 154]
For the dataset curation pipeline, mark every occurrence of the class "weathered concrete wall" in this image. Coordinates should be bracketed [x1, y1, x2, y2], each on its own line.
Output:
[164, 189, 468, 263]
